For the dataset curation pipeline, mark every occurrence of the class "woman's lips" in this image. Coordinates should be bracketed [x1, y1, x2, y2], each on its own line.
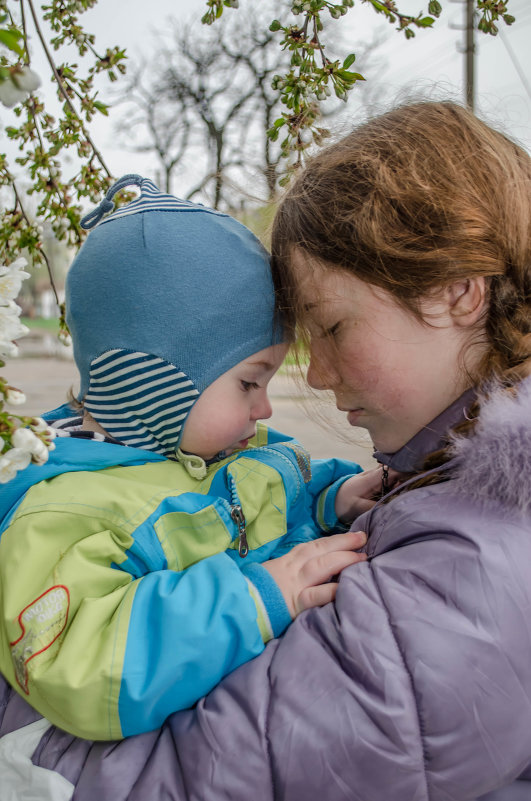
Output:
[346, 409, 364, 425]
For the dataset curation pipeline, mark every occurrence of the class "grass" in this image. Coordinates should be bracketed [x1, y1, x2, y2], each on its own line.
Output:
[21, 316, 60, 333]
[283, 341, 309, 367]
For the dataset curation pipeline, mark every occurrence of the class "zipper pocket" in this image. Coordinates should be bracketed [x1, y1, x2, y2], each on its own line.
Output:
[238, 446, 303, 503]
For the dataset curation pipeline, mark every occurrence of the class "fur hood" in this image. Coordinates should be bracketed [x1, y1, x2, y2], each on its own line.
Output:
[450, 376, 531, 515]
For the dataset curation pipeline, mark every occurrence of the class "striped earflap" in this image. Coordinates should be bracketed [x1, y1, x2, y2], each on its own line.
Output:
[84, 349, 199, 456]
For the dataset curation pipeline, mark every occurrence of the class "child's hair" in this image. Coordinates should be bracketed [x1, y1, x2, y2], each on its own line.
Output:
[271, 101, 531, 389]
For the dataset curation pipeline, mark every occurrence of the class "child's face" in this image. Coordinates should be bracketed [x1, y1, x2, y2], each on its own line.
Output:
[179, 343, 289, 460]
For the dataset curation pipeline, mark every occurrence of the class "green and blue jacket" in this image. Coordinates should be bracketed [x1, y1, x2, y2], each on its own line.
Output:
[0, 415, 361, 740]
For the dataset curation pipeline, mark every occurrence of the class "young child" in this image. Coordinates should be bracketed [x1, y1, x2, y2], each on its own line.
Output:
[0, 175, 378, 741]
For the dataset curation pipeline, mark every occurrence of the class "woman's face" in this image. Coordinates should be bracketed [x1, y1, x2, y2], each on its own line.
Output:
[291, 251, 481, 453]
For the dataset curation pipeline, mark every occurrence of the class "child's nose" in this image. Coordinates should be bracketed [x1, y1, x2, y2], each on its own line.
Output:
[252, 391, 273, 421]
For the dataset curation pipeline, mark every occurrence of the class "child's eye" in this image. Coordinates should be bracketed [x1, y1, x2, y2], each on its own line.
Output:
[240, 380, 260, 392]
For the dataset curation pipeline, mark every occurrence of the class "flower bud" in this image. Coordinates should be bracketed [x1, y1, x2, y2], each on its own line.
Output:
[5, 388, 26, 406]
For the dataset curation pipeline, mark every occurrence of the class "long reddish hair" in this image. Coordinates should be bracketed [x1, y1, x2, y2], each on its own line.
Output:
[272, 101, 531, 387]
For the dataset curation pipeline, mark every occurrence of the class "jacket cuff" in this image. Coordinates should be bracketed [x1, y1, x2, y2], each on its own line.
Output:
[242, 563, 292, 642]
[315, 475, 353, 533]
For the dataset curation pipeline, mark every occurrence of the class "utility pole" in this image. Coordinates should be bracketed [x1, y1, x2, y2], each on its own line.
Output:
[465, 0, 475, 112]
[450, 0, 476, 113]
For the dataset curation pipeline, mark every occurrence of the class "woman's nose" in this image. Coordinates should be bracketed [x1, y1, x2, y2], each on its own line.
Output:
[307, 350, 338, 390]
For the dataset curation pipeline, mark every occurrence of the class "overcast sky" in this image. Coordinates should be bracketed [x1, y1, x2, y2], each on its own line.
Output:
[6, 0, 531, 194]
[79, 0, 531, 182]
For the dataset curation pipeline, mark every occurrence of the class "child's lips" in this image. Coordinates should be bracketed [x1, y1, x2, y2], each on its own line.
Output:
[234, 434, 253, 449]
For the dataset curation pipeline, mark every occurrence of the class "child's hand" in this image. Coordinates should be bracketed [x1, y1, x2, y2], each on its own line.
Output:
[335, 466, 403, 525]
[262, 530, 367, 618]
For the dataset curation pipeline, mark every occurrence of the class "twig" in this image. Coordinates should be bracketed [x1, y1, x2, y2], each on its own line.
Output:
[24, 0, 112, 178]
[12, 180, 60, 306]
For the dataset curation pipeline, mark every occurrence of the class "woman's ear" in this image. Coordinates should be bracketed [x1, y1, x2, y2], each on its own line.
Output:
[446, 276, 487, 327]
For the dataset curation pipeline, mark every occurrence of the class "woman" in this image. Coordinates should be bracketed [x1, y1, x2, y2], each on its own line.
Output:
[1, 100, 530, 801]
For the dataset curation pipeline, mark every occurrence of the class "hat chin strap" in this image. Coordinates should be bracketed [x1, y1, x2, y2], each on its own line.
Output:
[175, 448, 208, 480]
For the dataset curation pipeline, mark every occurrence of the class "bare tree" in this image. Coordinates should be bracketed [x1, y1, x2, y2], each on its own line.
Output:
[115, 3, 389, 210]
[160, 28, 257, 209]
[117, 67, 192, 194]
[115, 4, 292, 210]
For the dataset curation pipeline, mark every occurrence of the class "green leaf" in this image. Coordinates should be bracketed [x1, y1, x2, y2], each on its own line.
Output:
[269, 19, 282, 32]
[417, 16, 435, 27]
[342, 53, 356, 69]
[93, 100, 108, 116]
[338, 69, 364, 83]
[0, 28, 25, 57]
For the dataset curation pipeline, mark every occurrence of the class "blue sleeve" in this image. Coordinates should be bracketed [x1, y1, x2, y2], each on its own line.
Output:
[260, 429, 363, 532]
[309, 458, 363, 533]
[119, 552, 265, 737]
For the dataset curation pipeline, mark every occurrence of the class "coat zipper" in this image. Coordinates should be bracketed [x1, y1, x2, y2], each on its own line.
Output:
[230, 504, 249, 557]
[228, 473, 249, 557]
[226, 447, 303, 558]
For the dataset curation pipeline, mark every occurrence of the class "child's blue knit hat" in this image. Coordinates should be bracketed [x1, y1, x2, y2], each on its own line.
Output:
[66, 174, 284, 456]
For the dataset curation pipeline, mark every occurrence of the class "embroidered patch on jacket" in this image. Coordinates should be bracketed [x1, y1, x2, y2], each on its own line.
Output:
[283, 442, 312, 483]
[10, 586, 70, 694]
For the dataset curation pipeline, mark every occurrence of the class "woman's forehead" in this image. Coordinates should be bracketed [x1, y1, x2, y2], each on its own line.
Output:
[290, 252, 399, 320]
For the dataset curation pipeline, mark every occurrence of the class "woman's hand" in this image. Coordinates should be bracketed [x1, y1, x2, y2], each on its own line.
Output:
[335, 466, 404, 524]
[262, 530, 367, 618]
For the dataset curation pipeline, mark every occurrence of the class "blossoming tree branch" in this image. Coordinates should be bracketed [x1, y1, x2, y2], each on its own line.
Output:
[0, 0, 516, 482]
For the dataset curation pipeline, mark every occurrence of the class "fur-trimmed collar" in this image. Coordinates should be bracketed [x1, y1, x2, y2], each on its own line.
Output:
[449, 377, 531, 515]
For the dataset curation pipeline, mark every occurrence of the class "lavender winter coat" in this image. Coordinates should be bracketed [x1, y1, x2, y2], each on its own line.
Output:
[1, 378, 530, 801]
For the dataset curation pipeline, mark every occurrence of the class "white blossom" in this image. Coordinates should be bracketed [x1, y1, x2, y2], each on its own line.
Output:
[0, 267, 29, 305]
[12, 426, 40, 451]
[31, 439, 50, 465]
[0, 339, 18, 359]
[58, 330, 72, 347]
[0, 455, 18, 483]
[0, 299, 29, 359]
[5, 388, 26, 405]
[11, 427, 52, 464]
[12, 66, 41, 93]
[31, 417, 56, 438]
[0, 448, 32, 483]
[0, 66, 41, 108]
[0, 258, 31, 305]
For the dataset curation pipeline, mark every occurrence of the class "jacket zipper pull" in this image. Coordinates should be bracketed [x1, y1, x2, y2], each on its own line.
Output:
[230, 505, 249, 557]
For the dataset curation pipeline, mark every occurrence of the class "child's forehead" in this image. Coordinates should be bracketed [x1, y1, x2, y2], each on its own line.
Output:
[239, 344, 289, 371]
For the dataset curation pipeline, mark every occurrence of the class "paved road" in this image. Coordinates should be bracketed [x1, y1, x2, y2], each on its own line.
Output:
[5, 355, 376, 469]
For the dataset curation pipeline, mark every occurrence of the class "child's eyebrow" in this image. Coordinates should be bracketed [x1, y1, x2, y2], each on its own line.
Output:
[246, 360, 275, 371]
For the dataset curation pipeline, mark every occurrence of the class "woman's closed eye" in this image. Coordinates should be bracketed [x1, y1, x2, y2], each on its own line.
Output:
[321, 321, 341, 339]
